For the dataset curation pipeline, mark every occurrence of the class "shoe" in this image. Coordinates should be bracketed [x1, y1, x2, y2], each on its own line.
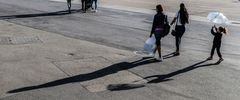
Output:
[207, 57, 213, 60]
[159, 57, 163, 61]
[148, 52, 155, 57]
[173, 52, 180, 56]
[219, 58, 224, 62]
[156, 57, 163, 62]
[216, 58, 224, 64]
[95, 10, 98, 13]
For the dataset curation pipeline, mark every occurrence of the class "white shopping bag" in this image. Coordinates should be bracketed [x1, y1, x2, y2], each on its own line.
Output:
[143, 36, 156, 53]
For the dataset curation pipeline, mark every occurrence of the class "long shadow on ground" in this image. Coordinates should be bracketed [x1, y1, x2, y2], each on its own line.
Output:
[107, 59, 221, 91]
[0, 9, 81, 20]
[145, 60, 220, 83]
[8, 57, 159, 93]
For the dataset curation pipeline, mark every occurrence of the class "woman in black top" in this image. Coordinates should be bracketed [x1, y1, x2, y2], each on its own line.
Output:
[207, 25, 227, 62]
[170, 3, 189, 56]
[150, 4, 168, 61]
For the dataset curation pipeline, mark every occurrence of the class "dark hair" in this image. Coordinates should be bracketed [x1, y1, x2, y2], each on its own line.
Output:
[219, 26, 227, 34]
[179, 3, 189, 24]
[156, 4, 163, 13]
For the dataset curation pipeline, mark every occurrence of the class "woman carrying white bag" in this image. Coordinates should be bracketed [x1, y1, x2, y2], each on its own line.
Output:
[149, 4, 169, 61]
[143, 35, 156, 54]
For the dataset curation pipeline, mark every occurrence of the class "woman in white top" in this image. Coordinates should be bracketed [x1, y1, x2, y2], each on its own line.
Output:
[170, 3, 189, 56]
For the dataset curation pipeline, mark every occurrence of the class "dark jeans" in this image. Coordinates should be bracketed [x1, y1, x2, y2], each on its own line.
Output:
[175, 25, 186, 52]
[210, 42, 222, 58]
[81, 0, 86, 11]
[91, 0, 97, 9]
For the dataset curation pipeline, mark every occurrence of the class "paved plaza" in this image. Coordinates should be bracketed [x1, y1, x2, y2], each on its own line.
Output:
[0, 0, 240, 100]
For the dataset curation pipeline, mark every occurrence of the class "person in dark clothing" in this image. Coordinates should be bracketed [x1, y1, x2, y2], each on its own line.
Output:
[67, 0, 72, 13]
[150, 4, 168, 61]
[170, 3, 189, 56]
[81, 0, 86, 12]
[207, 25, 227, 62]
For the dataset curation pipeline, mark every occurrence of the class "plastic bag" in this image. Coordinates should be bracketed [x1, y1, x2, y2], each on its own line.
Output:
[143, 36, 156, 53]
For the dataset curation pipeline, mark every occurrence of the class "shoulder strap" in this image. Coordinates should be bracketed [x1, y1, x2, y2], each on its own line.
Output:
[164, 15, 167, 24]
[163, 14, 168, 24]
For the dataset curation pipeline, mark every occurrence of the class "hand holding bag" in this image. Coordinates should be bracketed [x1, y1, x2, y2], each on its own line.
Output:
[171, 30, 176, 36]
[144, 35, 156, 53]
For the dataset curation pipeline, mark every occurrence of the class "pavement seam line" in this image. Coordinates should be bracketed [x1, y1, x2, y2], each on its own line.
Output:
[51, 61, 72, 77]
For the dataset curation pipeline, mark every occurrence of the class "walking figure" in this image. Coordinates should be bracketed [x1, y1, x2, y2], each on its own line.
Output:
[91, 0, 98, 12]
[150, 4, 169, 61]
[67, 0, 72, 13]
[207, 25, 227, 62]
[170, 3, 189, 56]
[81, 0, 86, 13]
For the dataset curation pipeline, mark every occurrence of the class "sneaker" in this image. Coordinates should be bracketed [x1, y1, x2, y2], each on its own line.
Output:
[173, 52, 180, 56]
[148, 52, 155, 57]
[207, 57, 213, 60]
[95, 10, 98, 13]
[159, 57, 163, 61]
[216, 58, 224, 64]
[156, 57, 163, 62]
[219, 58, 224, 62]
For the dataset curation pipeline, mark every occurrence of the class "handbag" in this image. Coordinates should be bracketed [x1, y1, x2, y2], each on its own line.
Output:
[171, 12, 180, 36]
[161, 15, 170, 37]
[171, 30, 176, 36]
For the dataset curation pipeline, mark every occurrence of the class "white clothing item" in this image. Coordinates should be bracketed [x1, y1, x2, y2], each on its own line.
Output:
[175, 12, 182, 26]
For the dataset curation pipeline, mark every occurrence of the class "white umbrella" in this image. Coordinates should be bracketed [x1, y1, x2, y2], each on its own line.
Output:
[207, 12, 230, 24]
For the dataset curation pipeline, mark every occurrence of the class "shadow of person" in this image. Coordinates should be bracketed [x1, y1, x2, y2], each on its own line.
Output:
[145, 60, 220, 83]
[107, 83, 145, 91]
[0, 9, 81, 20]
[8, 57, 159, 93]
[163, 52, 177, 59]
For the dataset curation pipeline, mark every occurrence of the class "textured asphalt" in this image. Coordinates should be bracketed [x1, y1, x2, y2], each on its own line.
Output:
[0, 0, 240, 100]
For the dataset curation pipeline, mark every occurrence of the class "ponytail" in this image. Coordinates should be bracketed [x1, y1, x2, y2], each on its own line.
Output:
[223, 27, 228, 34]
[219, 27, 228, 34]
[179, 3, 189, 24]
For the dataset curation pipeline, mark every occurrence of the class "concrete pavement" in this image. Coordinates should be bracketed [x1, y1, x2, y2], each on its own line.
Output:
[49, 0, 240, 25]
[0, 20, 141, 98]
[0, 0, 240, 100]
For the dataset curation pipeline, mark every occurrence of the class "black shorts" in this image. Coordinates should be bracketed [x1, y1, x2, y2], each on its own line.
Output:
[154, 32, 162, 46]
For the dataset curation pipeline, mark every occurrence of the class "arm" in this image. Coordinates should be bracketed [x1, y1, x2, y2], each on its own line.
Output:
[211, 26, 217, 35]
[170, 17, 177, 26]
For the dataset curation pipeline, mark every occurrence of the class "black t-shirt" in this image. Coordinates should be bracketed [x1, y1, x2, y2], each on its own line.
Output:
[211, 28, 223, 43]
[151, 13, 167, 34]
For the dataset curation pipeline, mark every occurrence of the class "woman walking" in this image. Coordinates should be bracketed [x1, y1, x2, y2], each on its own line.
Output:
[91, 0, 98, 12]
[207, 25, 227, 62]
[150, 4, 168, 61]
[67, 0, 72, 13]
[170, 3, 189, 56]
[81, 0, 86, 13]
